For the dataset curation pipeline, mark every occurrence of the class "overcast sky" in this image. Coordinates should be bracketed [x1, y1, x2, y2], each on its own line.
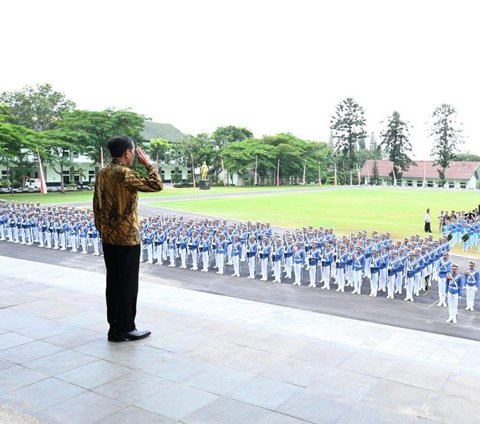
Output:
[2, 0, 478, 158]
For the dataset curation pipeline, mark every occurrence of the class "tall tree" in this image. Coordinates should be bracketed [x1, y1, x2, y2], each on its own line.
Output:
[40, 128, 84, 192]
[454, 152, 480, 161]
[0, 108, 39, 187]
[147, 138, 171, 169]
[56, 109, 147, 163]
[379, 111, 414, 183]
[0, 83, 76, 131]
[430, 104, 463, 186]
[212, 126, 253, 148]
[221, 138, 276, 185]
[330, 98, 367, 184]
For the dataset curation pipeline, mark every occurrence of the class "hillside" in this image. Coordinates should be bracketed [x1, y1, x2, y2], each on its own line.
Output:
[142, 121, 184, 142]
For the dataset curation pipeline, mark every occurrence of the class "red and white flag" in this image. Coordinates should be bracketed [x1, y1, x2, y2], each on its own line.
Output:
[99, 147, 104, 169]
[37, 149, 47, 195]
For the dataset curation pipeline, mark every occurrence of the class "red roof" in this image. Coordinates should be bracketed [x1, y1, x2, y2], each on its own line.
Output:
[361, 160, 480, 180]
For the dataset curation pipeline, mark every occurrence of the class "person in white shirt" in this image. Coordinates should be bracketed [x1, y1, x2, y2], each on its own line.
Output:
[424, 208, 432, 233]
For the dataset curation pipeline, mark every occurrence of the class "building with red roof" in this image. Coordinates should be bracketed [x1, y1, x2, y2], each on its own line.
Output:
[360, 160, 480, 189]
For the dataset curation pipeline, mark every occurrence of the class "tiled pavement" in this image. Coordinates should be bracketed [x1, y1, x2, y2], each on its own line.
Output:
[1, 256, 480, 423]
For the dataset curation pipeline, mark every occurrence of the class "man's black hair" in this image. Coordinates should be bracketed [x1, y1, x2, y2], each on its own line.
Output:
[107, 136, 134, 158]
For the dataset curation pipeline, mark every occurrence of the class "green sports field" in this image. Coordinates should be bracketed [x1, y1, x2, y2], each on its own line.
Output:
[2, 186, 478, 241]
[0, 185, 309, 204]
[146, 187, 479, 240]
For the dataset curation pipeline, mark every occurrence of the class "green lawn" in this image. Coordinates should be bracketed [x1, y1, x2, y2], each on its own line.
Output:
[146, 187, 479, 239]
[0, 185, 320, 204]
[2, 186, 478, 241]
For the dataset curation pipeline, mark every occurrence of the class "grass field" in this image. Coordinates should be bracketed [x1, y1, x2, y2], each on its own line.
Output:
[146, 187, 480, 240]
[0, 185, 315, 204]
[2, 186, 479, 242]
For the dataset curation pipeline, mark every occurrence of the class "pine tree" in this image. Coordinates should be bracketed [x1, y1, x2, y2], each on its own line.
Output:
[368, 132, 382, 160]
[379, 111, 413, 183]
[330, 98, 367, 183]
[430, 104, 463, 187]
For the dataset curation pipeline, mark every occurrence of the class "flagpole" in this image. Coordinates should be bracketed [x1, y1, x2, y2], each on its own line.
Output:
[302, 159, 306, 185]
[100, 147, 104, 170]
[221, 156, 226, 186]
[276, 158, 280, 186]
[254, 155, 258, 186]
[334, 162, 337, 186]
[36, 148, 47, 195]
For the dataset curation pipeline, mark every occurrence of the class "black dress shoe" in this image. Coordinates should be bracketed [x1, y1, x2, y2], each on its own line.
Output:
[108, 329, 151, 342]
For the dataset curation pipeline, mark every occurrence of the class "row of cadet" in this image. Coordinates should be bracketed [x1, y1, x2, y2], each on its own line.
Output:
[441, 212, 480, 252]
[1, 200, 478, 322]
[138, 214, 478, 314]
[0, 201, 101, 255]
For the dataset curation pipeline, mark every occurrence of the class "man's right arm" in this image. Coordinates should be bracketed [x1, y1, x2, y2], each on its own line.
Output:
[93, 177, 102, 232]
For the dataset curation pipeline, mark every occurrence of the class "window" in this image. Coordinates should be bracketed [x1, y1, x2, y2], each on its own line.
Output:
[460, 182, 467, 189]
[407, 180, 413, 187]
[417, 180, 423, 187]
[427, 181, 434, 188]
[73, 152, 79, 158]
[448, 181, 455, 188]
[396, 180, 402, 186]
[89, 170, 95, 176]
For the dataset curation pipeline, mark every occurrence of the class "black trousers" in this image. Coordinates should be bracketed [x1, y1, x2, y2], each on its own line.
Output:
[102, 243, 140, 333]
[424, 222, 432, 233]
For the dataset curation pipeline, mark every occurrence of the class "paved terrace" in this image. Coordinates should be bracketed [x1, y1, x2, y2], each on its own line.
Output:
[1, 255, 480, 423]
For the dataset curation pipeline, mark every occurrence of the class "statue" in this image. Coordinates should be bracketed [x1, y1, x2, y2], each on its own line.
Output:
[200, 161, 209, 181]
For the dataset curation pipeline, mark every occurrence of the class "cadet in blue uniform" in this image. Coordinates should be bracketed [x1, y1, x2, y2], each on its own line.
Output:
[200, 231, 211, 272]
[369, 248, 380, 297]
[292, 242, 305, 286]
[307, 240, 320, 288]
[231, 235, 242, 277]
[215, 233, 227, 275]
[283, 235, 294, 279]
[352, 246, 365, 294]
[272, 238, 284, 283]
[386, 250, 397, 299]
[464, 260, 479, 311]
[246, 235, 258, 279]
[446, 264, 462, 323]
[335, 245, 347, 292]
[321, 242, 334, 289]
[405, 251, 417, 302]
[437, 252, 451, 307]
[259, 237, 272, 281]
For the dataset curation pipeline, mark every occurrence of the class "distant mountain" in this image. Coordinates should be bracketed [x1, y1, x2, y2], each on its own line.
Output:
[142, 121, 184, 142]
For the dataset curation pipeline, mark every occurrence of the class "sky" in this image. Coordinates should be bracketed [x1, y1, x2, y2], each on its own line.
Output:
[1, 0, 479, 159]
